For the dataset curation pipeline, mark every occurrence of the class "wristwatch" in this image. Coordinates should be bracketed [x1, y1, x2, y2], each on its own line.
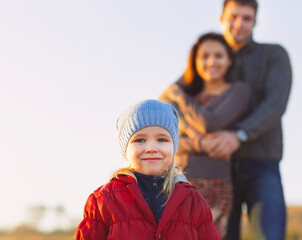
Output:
[236, 129, 248, 142]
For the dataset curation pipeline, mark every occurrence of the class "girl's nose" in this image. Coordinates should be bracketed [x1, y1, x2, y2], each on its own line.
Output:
[145, 141, 158, 153]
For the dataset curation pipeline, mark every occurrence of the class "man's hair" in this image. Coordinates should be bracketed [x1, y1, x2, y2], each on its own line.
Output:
[223, 0, 258, 15]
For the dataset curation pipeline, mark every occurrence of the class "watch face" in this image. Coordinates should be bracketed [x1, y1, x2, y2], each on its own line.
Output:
[237, 130, 248, 142]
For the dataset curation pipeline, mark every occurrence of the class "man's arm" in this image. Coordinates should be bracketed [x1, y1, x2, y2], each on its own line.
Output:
[237, 45, 292, 140]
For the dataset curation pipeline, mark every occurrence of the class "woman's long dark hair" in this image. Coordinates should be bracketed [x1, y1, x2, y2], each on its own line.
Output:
[177, 32, 235, 96]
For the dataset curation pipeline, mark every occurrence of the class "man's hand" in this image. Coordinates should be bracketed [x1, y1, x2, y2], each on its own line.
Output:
[202, 130, 241, 160]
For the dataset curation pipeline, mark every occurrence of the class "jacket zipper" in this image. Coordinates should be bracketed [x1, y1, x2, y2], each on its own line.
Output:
[152, 179, 157, 220]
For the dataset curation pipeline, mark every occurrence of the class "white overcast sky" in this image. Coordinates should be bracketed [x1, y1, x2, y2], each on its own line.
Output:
[0, 0, 302, 230]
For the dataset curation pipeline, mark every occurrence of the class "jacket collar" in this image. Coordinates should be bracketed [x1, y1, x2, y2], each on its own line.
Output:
[113, 173, 194, 228]
[114, 171, 191, 185]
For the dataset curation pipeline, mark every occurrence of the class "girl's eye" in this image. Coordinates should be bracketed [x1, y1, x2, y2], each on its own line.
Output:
[158, 138, 167, 142]
[134, 138, 145, 143]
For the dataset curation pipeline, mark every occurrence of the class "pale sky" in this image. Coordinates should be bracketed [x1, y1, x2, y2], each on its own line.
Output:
[1, 0, 302, 230]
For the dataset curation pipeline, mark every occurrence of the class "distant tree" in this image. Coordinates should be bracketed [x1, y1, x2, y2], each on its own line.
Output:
[54, 204, 66, 230]
[26, 205, 46, 230]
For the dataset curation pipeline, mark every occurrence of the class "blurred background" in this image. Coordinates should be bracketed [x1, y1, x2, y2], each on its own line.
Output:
[0, 0, 302, 239]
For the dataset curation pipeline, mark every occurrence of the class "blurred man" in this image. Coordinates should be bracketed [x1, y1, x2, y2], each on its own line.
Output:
[207, 0, 292, 239]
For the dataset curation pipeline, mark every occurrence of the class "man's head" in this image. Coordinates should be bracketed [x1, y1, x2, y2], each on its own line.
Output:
[221, 0, 258, 49]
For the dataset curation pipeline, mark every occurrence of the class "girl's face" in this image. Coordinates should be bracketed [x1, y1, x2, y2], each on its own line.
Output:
[125, 126, 174, 177]
[195, 39, 232, 83]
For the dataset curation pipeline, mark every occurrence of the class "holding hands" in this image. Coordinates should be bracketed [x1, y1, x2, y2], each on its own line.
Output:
[184, 123, 240, 161]
[202, 131, 240, 161]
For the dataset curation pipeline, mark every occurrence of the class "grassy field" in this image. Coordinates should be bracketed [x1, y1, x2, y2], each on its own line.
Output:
[1, 206, 301, 240]
[240, 205, 302, 240]
[0, 230, 73, 240]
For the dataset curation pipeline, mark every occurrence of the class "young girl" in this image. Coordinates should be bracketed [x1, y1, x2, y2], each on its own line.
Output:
[74, 99, 221, 239]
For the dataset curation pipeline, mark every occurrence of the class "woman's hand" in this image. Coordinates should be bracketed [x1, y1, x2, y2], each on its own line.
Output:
[201, 133, 234, 161]
[201, 131, 240, 161]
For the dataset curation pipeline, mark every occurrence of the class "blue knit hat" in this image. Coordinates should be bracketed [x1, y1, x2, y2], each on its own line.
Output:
[116, 99, 179, 156]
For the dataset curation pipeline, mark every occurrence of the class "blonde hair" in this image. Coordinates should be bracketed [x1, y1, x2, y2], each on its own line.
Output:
[108, 157, 180, 202]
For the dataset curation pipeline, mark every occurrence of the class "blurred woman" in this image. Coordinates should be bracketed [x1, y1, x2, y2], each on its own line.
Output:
[160, 32, 250, 238]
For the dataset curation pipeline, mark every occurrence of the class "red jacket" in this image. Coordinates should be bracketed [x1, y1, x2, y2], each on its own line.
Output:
[75, 175, 221, 240]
